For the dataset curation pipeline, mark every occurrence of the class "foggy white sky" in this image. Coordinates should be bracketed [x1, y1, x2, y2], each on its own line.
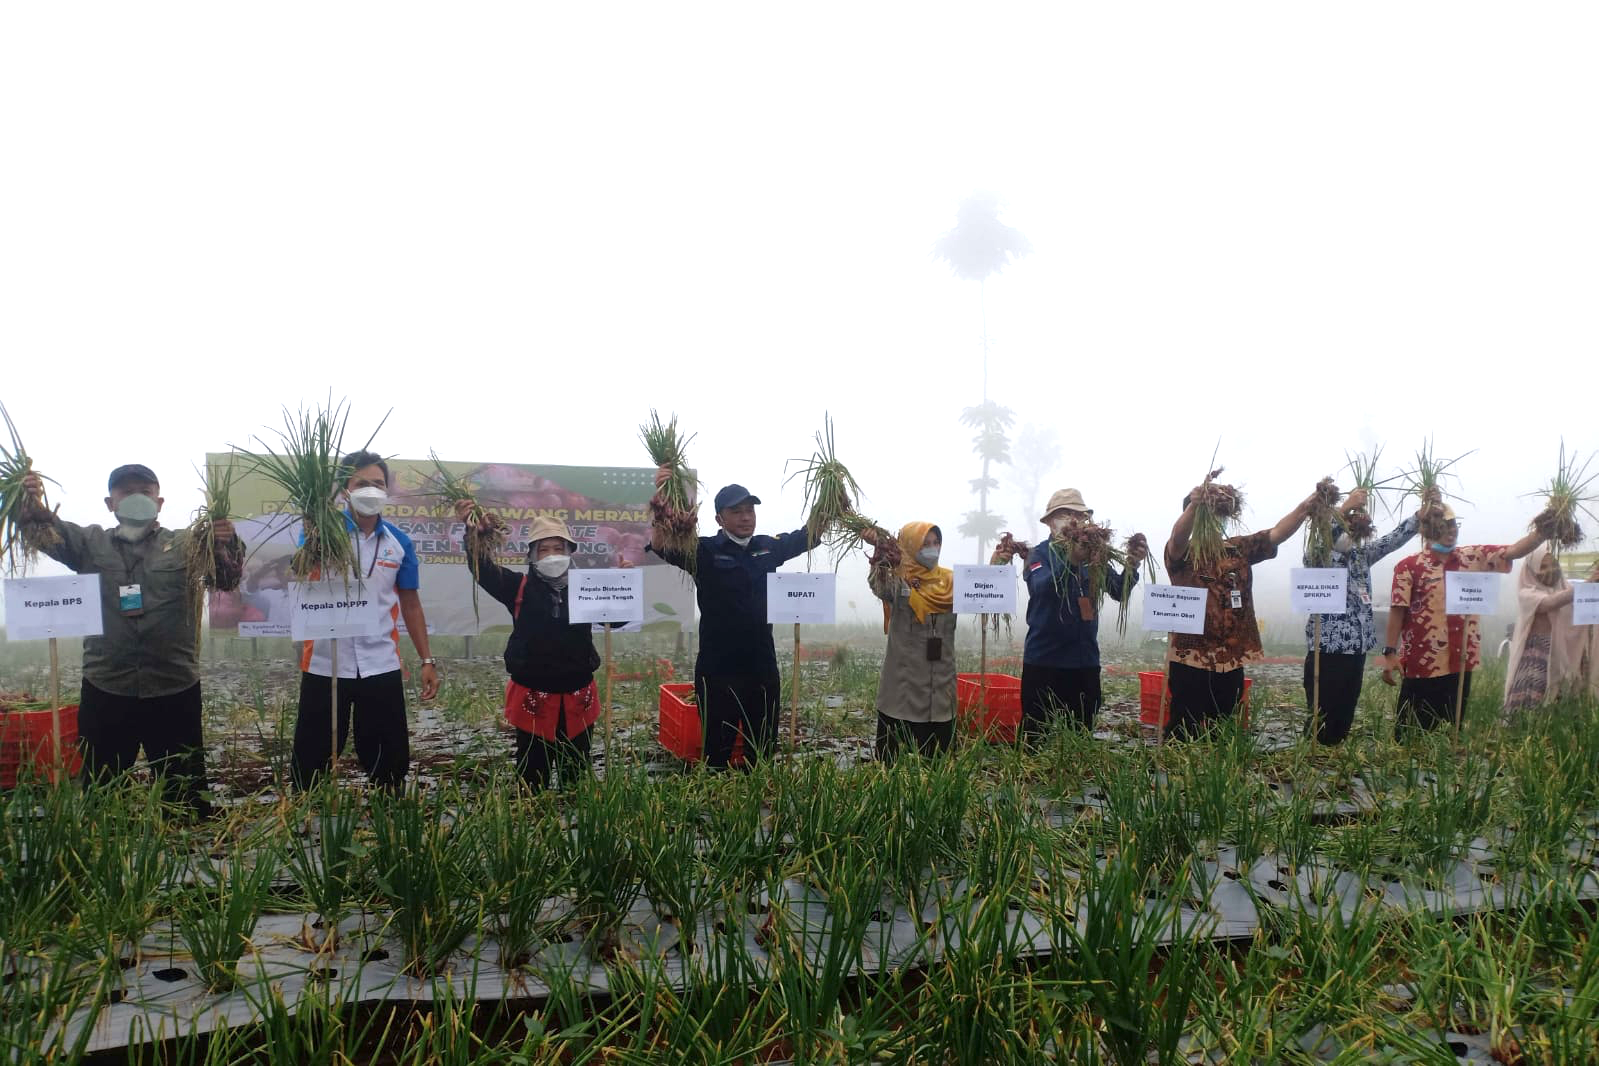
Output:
[3, 3, 1595, 623]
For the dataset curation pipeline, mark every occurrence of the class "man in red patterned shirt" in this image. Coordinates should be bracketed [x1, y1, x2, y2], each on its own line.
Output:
[1379, 501, 1548, 736]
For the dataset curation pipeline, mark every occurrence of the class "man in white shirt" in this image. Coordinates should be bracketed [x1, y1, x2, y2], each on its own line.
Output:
[290, 451, 439, 790]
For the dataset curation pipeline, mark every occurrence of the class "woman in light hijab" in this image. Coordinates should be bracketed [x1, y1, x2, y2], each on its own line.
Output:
[1503, 545, 1586, 716]
[864, 522, 957, 762]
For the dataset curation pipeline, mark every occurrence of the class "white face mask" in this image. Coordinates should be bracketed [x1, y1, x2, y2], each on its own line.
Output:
[916, 547, 941, 568]
[725, 531, 752, 547]
[348, 486, 387, 517]
[113, 493, 159, 538]
[1047, 515, 1073, 536]
[535, 554, 571, 580]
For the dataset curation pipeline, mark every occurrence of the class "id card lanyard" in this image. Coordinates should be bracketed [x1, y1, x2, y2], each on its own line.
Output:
[114, 536, 148, 616]
[334, 522, 384, 669]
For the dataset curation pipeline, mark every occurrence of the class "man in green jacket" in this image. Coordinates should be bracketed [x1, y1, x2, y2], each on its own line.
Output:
[22, 465, 242, 815]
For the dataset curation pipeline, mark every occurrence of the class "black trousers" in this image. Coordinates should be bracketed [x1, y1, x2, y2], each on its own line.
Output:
[875, 713, 954, 763]
[1302, 651, 1367, 745]
[513, 708, 592, 792]
[1396, 671, 1472, 738]
[77, 680, 211, 813]
[291, 670, 409, 790]
[1164, 662, 1246, 741]
[695, 666, 781, 770]
[1020, 663, 1102, 743]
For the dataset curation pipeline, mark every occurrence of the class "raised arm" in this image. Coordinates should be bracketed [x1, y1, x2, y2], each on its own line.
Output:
[1505, 508, 1555, 562]
[452, 499, 522, 609]
[1106, 535, 1148, 599]
[646, 463, 702, 571]
[1366, 512, 1422, 563]
[1166, 495, 1202, 564]
[1268, 491, 1318, 547]
[20, 471, 92, 571]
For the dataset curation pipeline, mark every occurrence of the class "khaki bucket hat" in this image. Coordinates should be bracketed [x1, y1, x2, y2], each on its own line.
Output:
[526, 515, 578, 551]
[1039, 488, 1093, 524]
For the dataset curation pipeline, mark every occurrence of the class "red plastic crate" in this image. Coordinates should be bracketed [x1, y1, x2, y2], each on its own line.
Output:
[658, 684, 744, 766]
[956, 673, 1022, 743]
[1138, 672, 1251, 727]
[0, 704, 82, 787]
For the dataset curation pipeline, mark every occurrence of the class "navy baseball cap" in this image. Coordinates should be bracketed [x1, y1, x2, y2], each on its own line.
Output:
[108, 464, 159, 492]
[713, 484, 761, 511]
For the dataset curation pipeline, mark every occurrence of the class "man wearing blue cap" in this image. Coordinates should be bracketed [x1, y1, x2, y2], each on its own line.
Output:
[648, 471, 815, 769]
[21, 464, 243, 815]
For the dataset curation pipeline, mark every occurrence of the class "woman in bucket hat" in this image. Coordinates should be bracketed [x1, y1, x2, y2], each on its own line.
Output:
[993, 489, 1147, 744]
[458, 504, 619, 790]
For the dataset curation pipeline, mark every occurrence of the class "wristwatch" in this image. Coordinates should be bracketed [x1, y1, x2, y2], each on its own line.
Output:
[420, 657, 437, 666]
[1381, 646, 1396, 657]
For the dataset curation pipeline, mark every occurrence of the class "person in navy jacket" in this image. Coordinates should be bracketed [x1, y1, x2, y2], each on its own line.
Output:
[648, 473, 815, 769]
[993, 488, 1147, 745]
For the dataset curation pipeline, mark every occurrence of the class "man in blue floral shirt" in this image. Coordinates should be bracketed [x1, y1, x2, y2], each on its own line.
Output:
[1303, 488, 1419, 744]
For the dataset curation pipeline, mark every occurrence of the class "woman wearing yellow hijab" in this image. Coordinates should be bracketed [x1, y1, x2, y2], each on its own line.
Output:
[865, 521, 957, 761]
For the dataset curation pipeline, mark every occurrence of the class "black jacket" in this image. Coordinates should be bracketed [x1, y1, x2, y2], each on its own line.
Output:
[476, 561, 600, 693]
[649, 527, 812, 675]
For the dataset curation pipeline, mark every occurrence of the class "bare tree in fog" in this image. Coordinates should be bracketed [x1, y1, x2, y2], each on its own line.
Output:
[1009, 423, 1061, 531]
[935, 194, 1031, 560]
[957, 400, 1015, 557]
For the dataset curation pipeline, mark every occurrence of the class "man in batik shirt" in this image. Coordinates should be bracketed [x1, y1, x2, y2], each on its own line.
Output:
[1163, 481, 1320, 740]
[1302, 488, 1419, 744]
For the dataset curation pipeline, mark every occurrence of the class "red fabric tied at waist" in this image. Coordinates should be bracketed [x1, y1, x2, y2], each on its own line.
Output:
[504, 679, 599, 741]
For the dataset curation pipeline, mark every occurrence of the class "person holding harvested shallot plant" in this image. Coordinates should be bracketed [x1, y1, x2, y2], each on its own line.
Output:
[992, 489, 1148, 743]
[20, 465, 243, 816]
[291, 451, 439, 792]
[1379, 498, 1549, 736]
[863, 521, 956, 761]
[647, 473, 816, 770]
[1163, 478, 1320, 741]
[457, 503, 621, 790]
[1300, 488, 1420, 745]
[1502, 546, 1587, 717]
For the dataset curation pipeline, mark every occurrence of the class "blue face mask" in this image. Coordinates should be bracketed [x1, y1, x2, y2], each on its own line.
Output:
[1429, 542, 1452, 553]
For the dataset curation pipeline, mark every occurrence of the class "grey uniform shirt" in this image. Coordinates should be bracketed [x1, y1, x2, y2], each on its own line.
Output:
[869, 564, 957, 723]
[36, 518, 244, 699]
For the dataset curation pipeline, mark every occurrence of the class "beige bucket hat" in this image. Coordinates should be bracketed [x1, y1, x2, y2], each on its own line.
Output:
[526, 515, 578, 550]
[1039, 488, 1093, 523]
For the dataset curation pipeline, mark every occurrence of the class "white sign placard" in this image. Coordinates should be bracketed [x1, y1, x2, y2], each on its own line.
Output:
[1141, 583, 1209, 635]
[766, 572, 836, 625]
[1445, 570, 1500, 616]
[289, 579, 389, 640]
[1573, 582, 1599, 626]
[1290, 568, 1349, 615]
[3, 575, 104, 640]
[953, 565, 1017, 614]
[569, 568, 645, 624]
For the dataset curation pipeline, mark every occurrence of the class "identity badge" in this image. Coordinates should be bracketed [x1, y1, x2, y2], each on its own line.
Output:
[1229, 589, 1243, 610]
[119, 583, 144, 614]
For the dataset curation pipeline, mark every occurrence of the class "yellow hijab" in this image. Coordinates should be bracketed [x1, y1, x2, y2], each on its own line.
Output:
[882, 520, 955, 632]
